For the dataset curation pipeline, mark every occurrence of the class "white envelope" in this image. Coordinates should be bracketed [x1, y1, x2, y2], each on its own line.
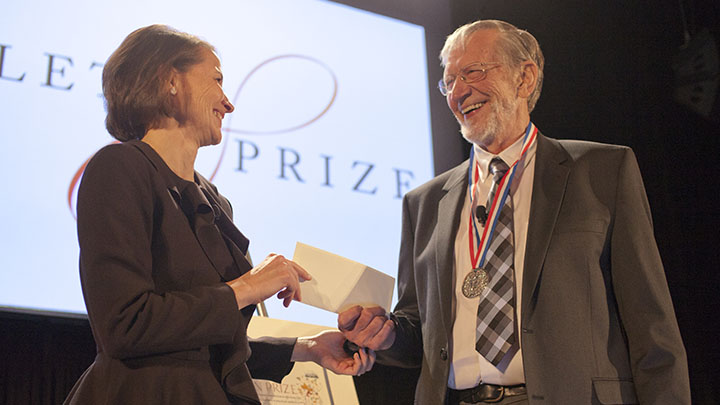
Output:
[292, 242, 394, 313]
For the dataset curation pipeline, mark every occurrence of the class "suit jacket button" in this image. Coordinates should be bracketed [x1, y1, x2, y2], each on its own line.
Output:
[440, 347, 448, 361]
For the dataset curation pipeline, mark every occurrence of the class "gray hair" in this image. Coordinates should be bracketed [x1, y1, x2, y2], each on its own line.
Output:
[440, 20, 545, 112]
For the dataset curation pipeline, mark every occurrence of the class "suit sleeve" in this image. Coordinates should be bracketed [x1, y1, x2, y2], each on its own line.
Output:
[247, 337, 297, 382]
[376, 194, 424, 368]
[77, 146, 239, 359]
[609, 148, 691, 403]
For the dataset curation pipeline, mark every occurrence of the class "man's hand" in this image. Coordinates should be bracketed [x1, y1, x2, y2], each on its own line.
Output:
[338, 305, 396, 351]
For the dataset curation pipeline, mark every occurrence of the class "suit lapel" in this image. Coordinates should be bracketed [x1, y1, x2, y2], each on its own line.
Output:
[436, 161, 469, 333]
[522, 135, 571, 322]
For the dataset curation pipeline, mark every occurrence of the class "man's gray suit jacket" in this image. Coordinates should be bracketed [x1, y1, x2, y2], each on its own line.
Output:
[377, 134, 690, 404]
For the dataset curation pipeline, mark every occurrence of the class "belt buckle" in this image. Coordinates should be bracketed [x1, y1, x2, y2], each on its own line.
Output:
[484, 386, 504, 403]
[459, 385, 504, 404]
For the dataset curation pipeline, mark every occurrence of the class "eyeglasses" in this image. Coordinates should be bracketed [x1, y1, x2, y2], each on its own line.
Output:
[438, 62, 502, 96]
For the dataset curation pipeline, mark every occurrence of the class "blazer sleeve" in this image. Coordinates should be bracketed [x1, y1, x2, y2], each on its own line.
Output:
[376, 194, 424, 368]
[609, 148, 690, 403]
[77, 145, 240, 359]
[247, 337, 297, 382]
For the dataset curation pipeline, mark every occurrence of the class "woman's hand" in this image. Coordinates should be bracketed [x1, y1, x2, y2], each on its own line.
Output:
[291, 330, 375, 376]
[225, 253, 311, 309]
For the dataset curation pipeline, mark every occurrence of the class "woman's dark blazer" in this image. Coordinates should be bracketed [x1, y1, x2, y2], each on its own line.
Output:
[64, 140, 294, 404]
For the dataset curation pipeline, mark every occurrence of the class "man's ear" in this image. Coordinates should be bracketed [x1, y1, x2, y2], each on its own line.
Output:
[517, 61, 538, 99]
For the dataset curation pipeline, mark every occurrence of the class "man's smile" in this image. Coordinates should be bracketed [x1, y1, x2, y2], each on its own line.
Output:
[461, 102, 487, 116]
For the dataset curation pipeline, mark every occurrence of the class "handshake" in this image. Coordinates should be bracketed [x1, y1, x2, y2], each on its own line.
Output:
[337, 305, 397, 352]
[290, 243, 398, 374]
[291, 305, 396, 378]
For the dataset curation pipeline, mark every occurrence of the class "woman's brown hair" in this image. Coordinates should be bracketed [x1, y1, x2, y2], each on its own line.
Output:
[102, 24, 214, 141]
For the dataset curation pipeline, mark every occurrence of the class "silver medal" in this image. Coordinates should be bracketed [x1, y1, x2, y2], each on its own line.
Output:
[462, 268, 489, 298]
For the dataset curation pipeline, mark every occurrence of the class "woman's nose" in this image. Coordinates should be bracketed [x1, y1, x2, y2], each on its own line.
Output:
[222, 94, 235, 113]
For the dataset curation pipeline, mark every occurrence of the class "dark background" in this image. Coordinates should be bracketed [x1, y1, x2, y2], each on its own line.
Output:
[2, 0, 718, 403]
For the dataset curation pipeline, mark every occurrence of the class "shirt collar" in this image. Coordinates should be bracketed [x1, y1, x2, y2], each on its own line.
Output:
[472, 134, 526, 182]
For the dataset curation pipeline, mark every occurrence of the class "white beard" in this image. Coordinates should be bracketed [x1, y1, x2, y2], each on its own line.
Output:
[460, 94, 517, 149]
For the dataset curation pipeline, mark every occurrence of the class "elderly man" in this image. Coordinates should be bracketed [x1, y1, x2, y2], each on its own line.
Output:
[339, 19, 690, 404]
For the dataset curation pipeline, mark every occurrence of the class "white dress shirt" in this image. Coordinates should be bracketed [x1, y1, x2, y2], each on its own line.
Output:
[448, 133, 537, 388]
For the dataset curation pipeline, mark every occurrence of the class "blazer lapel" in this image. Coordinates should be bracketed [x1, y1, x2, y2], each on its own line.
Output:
[522, 135, 571, 322]
[436, 161, 469, 333]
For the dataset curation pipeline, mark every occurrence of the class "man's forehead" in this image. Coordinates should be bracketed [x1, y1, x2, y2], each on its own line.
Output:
[444, 29, 499, 70]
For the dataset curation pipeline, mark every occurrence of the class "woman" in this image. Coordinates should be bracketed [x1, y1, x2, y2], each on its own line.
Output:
[64, 24, 373, 404]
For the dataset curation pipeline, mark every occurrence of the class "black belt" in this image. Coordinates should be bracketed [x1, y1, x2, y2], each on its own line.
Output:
[447, 383, 526, 404]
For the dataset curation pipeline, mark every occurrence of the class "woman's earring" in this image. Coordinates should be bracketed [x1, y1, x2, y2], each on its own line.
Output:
[170, 87, 177, 95]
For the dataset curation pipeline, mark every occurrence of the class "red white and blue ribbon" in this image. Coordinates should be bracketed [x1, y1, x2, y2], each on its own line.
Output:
[468, 122, 538, 270]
